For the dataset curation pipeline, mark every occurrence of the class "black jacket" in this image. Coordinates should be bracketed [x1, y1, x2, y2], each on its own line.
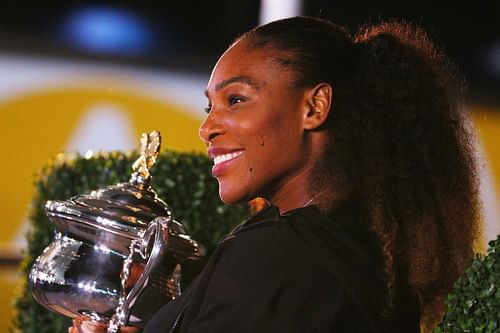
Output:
[144, 204, 420, 332]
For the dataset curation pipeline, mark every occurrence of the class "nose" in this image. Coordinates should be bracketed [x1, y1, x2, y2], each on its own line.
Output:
[199, 110, 225, 145]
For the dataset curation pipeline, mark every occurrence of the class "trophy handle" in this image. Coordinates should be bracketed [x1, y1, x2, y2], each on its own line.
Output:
[108, 216, 173, 333]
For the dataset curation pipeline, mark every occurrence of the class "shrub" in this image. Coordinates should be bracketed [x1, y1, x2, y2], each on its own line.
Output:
[434, 234, 500, 333]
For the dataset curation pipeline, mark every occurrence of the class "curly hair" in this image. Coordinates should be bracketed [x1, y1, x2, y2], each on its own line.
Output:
[240, 17, 480, 329]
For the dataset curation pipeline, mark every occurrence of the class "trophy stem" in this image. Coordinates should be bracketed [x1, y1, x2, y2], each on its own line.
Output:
[107, 236, 140, 333]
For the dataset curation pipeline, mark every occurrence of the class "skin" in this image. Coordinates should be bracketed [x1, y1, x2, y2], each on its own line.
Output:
[200, 40, 333, 213]
[68, 317, 140, 333]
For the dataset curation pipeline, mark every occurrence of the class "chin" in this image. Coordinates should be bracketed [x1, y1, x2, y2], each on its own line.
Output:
[218, 194, 243, 205]
[218, 188, 238, 205]
[218, 186, 250, 206]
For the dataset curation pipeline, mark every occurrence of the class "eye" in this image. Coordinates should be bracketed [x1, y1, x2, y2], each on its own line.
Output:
[228, 95, 246, 106]
[204, 104, 212, 114]
[204, 97, 212, 113]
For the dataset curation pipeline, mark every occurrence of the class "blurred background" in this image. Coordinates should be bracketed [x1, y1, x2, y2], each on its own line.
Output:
[0, 0, 498, 331]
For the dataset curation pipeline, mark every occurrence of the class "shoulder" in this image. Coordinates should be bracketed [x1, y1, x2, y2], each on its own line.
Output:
[214, 203, 381, 286]
[211, 214, 324, 292]
[214, 205, 345, 281]
[186, 205, 379, 332]
[215, 206, 373, 303]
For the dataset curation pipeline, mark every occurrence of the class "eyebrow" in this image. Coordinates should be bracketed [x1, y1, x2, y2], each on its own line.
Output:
[204, 76, 260, 97]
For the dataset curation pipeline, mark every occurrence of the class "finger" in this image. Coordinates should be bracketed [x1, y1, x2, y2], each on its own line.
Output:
[80, 321, 108, 333]
[120, 326, 142, 333]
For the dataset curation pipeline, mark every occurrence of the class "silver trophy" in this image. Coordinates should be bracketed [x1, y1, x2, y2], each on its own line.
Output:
[29, 131, 205, 332]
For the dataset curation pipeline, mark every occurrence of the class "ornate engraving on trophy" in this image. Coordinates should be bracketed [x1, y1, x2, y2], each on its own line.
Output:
[30, 234, 82, 285]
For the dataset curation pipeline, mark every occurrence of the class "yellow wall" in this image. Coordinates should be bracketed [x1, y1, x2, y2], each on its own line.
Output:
[472, 106, 500, 192]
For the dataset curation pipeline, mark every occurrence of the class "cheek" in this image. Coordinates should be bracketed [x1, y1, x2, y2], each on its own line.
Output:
[228, 115, 274, 150]
[229, 106, 300, 169]
[259, 115, 299, 152]
[248, 119, 297, 172]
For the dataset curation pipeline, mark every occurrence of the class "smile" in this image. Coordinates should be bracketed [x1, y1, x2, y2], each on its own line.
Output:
[213, 151, 243, 165]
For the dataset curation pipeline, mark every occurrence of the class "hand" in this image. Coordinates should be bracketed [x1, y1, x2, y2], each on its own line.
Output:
[68, 317, 141, 333]
[68, 317, 107, 333]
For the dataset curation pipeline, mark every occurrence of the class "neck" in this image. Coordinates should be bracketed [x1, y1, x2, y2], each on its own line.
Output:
[302, 190, 327, 207]
[266, 174, 326, 214]
[267, 132, 332, 213]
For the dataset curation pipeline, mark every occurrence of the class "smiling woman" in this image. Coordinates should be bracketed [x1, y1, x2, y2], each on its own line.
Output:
[71, 16, 481, 333]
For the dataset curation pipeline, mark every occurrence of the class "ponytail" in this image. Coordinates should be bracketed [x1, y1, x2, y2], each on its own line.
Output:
[352, 21, 479, 329]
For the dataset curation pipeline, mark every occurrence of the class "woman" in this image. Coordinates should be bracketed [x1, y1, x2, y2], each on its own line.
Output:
[71, 16, 480, 333]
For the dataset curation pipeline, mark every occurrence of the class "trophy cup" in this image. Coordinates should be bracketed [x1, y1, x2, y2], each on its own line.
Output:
[29, 131, 205, 332]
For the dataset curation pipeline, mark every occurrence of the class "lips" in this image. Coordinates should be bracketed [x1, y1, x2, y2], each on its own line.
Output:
[208, 147, 244, 176]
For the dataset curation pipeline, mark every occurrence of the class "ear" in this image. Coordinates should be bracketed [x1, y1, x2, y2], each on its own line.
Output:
[302, 83, 333, 130]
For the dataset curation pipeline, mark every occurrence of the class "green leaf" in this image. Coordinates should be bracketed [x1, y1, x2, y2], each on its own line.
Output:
[436, 234, 500, 332]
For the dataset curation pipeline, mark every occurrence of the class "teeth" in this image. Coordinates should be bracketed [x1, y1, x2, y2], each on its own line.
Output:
[214, 151, 243, 165]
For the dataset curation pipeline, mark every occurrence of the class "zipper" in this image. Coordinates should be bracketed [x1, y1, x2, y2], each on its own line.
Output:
[169, 307, 185, 333]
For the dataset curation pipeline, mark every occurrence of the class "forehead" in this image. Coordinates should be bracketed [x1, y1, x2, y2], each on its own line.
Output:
[207, 41, 292, 91]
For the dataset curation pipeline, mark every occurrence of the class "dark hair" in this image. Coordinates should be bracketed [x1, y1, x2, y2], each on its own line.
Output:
[239, 17, 480, 328]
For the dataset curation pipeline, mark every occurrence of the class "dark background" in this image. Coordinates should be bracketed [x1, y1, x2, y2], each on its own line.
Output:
[0, 0, 498, 105]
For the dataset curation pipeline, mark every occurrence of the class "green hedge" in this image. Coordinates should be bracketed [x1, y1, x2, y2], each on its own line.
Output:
[10, 151, 247, 333]
[434, 235, 500, 333]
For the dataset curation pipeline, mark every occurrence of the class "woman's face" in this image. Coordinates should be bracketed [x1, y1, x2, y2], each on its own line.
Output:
[200, 41, 315, 209]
